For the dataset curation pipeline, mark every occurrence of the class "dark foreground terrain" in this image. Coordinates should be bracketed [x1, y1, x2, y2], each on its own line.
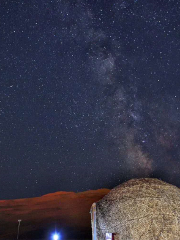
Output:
[0, 189, 110, 239]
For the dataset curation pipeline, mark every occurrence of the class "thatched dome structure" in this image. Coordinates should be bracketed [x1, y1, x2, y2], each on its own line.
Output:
[90, 178, 180, 240]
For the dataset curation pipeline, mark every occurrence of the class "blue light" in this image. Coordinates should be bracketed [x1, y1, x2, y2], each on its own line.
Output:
[52, 232, 60, 240]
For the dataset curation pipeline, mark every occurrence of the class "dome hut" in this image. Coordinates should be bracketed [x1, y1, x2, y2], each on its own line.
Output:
[90, 178, 180, 240]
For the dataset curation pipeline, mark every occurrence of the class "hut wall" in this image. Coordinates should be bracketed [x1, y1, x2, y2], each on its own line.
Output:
[90, 203, 97, 240]
[94, 179, 180, 240]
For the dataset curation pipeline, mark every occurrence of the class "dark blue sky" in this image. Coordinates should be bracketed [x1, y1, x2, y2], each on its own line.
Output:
[1, 0, 180, 199]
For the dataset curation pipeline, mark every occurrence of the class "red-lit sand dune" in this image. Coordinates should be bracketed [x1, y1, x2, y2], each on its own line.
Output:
[0, 189, 110, 239]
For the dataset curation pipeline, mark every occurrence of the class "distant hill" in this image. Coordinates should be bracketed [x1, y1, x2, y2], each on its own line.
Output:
[0, 189, 110, 239]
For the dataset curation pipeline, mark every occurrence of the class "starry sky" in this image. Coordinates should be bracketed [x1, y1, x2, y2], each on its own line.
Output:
[1, 0, 180, 200]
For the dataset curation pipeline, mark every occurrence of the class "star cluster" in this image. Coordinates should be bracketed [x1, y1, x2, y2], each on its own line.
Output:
[1, 0, 180, 199]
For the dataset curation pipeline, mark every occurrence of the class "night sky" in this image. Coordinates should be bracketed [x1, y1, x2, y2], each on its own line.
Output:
[1, 0, 180, 200]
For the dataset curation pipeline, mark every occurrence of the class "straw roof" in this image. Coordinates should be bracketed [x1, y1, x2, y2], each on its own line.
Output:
[95, 178, 180, 240]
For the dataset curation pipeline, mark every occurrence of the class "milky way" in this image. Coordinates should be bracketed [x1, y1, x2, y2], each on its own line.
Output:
[1, 0, 180, 199]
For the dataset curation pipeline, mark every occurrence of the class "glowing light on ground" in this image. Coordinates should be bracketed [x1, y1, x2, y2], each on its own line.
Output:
[52, 232, 60, 240]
